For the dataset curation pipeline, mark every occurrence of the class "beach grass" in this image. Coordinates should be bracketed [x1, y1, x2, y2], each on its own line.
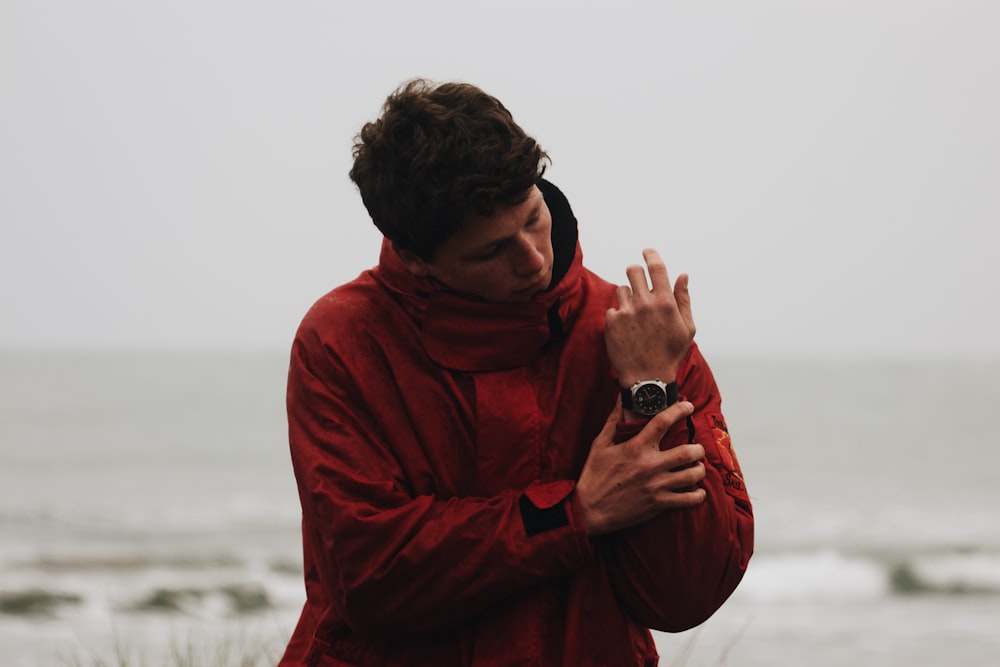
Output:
[60, 622, 287, 667]
[56, 622, 747, 667]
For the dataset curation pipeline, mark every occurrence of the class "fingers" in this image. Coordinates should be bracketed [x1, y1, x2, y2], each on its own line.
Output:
[611, 285, 632, 310]
[625, 263, 649, 295]
[614, 249, 688, 308]
[656, 450, 706, 504]
[624, 249, 667, 296]
[664, 444, 706, 470]
[673, 273, 689, 308]
[637, 401, 694, 443]
[621, 248, 679, 303]
[642, 248, 671, 292]
[659, 486, 707, 509]
[673, 273, 696, 333]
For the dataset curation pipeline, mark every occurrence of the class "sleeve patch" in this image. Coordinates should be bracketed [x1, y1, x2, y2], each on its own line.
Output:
[701, 412, 751, 509]
[704, 412, 738, 473]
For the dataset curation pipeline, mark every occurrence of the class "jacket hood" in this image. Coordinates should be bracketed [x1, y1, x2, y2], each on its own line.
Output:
[371, 180, 587, 372]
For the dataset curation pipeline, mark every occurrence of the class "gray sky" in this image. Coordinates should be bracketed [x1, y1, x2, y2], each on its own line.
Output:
[2, 1, 997, 360]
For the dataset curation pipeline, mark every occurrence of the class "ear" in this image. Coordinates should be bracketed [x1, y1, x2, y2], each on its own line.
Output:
[391, 243, 432, 277]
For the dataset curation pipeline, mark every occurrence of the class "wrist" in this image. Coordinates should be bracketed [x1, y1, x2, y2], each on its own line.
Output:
[619, 406, 647, 424]
[618, 369, 677, 389]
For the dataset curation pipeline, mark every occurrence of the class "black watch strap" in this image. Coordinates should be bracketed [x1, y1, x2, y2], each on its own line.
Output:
[665, 380, 679, 406]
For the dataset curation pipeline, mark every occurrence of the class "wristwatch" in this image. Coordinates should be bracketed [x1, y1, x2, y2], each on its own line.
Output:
[621, 379, 679, 416]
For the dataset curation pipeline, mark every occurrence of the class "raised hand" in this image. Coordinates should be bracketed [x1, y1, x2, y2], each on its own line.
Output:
[605, 248, 696, 388]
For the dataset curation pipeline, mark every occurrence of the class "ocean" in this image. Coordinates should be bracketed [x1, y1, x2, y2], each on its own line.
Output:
[1, 351, 998, 666]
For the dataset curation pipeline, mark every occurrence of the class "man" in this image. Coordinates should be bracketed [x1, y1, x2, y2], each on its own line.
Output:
[280, 79, 753, 666]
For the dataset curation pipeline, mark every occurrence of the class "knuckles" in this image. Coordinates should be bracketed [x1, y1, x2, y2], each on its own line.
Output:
[678, 462, 707, 486]
[668, 443, 705, 464]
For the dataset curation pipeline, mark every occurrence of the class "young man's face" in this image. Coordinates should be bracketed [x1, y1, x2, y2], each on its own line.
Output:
[399, 185, 555, 303]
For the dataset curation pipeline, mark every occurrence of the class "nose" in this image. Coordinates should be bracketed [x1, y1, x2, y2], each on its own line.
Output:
[512, 233, 546, 276]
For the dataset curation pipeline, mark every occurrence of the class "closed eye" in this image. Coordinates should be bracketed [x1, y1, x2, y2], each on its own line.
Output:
[465, 200, 542, 262]
[470, 243, 505, 261]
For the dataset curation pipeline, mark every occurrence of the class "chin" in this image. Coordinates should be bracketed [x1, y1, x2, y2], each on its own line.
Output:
[489, 289, 533, 304]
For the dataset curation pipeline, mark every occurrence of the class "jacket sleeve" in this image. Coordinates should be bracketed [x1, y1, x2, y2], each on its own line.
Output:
[602, 342, 754, 632]
[286, 330, 595, 638]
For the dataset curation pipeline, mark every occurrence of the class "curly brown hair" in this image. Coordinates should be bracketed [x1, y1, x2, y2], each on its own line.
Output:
[349, 79, 549, 260]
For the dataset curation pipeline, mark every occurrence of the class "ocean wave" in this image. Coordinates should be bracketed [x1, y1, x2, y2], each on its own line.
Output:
[0, 498, 301, 534]
[4, 545, 997, 623]
[128, 583, 272, 614]
[0, 548, 305, 622]
[735, 548, 1000, 603]
[0, 582, 274, 618]
[0, 588, 83, 616]
[887, 550, 1000, 595]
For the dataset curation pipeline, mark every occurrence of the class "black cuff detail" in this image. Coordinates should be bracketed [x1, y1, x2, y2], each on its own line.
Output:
[518, 494, 569, 536]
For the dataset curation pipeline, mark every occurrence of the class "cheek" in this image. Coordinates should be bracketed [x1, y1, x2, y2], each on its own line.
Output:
[536, 225, 555, 261]
[466, 263, 505, 289]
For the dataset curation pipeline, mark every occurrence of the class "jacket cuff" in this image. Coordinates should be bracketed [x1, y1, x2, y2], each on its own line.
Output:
[614, 419, 649, 443]
[519, 480, 574, 536]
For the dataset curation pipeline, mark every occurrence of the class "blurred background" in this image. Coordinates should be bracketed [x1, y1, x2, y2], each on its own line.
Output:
[2, 1, 998, 665]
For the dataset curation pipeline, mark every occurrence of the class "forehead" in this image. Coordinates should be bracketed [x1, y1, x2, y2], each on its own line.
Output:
[454, 186, 544, 244]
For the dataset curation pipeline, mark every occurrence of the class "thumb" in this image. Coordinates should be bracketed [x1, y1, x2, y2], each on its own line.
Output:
[591, 395, 623, 449]
[675, 273, 695, 328]
[636, 400, 694, 446]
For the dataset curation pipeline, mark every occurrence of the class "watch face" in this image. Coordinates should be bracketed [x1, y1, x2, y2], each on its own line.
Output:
[634, 383, 667, 415]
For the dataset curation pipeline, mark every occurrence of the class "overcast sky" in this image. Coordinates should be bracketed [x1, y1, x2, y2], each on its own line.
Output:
[2, 1, 997, 360]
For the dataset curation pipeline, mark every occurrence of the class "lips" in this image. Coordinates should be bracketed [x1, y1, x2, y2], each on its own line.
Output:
[513, 269, 552, 297]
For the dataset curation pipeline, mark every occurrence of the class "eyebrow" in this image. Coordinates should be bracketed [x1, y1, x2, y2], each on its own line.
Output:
[463, 201, 542, 259]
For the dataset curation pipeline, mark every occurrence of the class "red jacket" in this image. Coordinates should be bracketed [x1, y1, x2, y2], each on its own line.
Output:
[280, 182, 753, 666]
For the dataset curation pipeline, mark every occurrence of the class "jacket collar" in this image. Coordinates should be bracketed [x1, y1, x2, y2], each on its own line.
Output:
[372, 180, 586, 372]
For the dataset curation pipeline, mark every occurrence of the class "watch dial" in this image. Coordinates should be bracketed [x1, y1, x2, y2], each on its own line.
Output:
[634, 384, 666, 414]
